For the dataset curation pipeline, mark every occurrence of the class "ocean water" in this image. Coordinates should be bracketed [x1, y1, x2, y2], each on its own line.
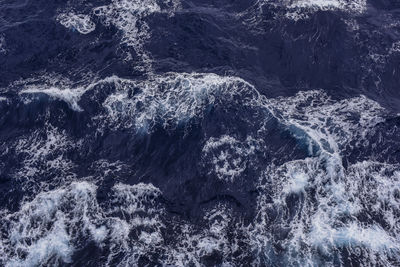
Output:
[0, 0, 400, 266]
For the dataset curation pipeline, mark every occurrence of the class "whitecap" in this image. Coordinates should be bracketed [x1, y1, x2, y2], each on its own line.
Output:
[57, 12, 96, 34]
[20, 86, 87, 112]
[96, 73, 258, 132]
[253, 0, 367, 21]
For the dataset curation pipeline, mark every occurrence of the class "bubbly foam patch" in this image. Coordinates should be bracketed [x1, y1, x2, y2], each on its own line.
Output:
[266, 90, 386, 156]
[93, 0, 160, 48]
[1, 182, 97, 266]
[202, 135, 259, 182]
[251, 158, 400, 265]
[16, 127, 75, 172]
[95, 73, 258, 133]
[56, 0, 180, 71]
[162, 204, 245, 266]
[248, 89, 399, 265]
[254, 0, 367, 21]
[0, 125, 80, 199]
[92, 0, 180, 70]
[288, 0, 365, 11]
[311, 222, 399, 251]
[0, 181, 165, 266]
[390, 41, 400, 54]
[57, 12, 95, 34]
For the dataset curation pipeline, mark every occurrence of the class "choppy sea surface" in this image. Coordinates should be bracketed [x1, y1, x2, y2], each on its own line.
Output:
[0, 0, 400, 266]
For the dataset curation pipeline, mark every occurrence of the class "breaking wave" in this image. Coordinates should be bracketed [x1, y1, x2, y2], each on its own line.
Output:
[253, 0, 367, 21]
[1, 71, 399, 266]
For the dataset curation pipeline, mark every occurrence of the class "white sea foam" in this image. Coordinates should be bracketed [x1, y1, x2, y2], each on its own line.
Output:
[266, 90, 386, 156]
[93, 0, 160, 48]
[92, 0, 180, 70]
[286, 167, 309, 193]
[17, 75, 117, 112]
[288, 0, 365, 11]
[253, 0, 366, 21]
[55, 1, 180, 72]
[93, 74, 386, 162]
[110, 182, 163, 224]
[0, 181, 165, 266]
[251, 158, 400, 265]
[20, 86, 87, 111]
[96, 73, 258, 132]
[0, 181, 235, 266]
[57, 12, 96, 34]
[202, 135, 259, 181]
[11, 126, 78, 186]
[311, 221, 399, 252]
[6, 218, 73, 267]
[1, 182, 97, 266]
[163, 204, 242, 266]
[0, 175, 246, 266]
[105, 182, 166, 265]
[249, 89, 399, 265]
[16, 73, 259, 125]
[390, 41, 400, 54]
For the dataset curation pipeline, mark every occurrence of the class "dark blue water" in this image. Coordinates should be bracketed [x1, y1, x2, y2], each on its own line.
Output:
[0, 0, 400, 266]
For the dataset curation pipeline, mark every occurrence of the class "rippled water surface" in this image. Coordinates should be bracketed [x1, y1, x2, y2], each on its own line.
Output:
[0, 0, 400, 266]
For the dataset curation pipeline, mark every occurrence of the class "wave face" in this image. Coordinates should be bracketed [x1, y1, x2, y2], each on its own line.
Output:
[1, 0, 400, 266]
